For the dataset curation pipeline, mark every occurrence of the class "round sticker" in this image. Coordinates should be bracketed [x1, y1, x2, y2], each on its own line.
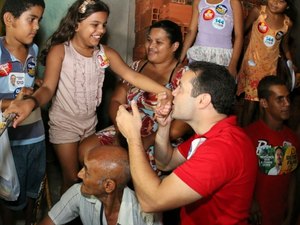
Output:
[203, 9, 215, 20]
[275, 31, 284, 40]
[263, 35, 275, 47]
[0, 62, 12, 77]
[215, 4, 228, 15]
[258, 21, 268, 33]
[13, 87, 22, 98]
[27, 61, 36, 77]
[212, 17, 226, 30]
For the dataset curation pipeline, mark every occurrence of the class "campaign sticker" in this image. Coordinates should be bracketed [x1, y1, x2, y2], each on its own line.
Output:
[203, 9, 215, 20]
[275, 31, 284, 40]
[0, 62, 12, 77]
[215, 4, 228, 15]
[13, 87, 22, 98]
[8, 72, 25, 91]
[212, 17, 226, 30]
[97, 48, 110, 69]
[258, 21, 268, 33]
[27, 61, 36, 77]
[263, 35, 275, 47]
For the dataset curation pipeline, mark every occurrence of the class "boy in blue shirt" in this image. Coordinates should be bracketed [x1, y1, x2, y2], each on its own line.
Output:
[0, 0, 46, 224]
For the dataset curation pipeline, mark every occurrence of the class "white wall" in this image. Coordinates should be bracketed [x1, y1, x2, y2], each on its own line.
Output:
[39, 0, 135, 64]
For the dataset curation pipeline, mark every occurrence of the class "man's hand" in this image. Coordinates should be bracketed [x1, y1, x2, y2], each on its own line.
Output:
[155, 91, 173, 117]
[116, 101, 142, 142]
[155, 91, 173, 119]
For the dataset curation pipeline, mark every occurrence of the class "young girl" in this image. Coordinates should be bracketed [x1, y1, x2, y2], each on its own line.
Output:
[6, 0, 171, 194]
[78, 20, 192, 175]
[237, 0, 293, 127]
[180, 0, 244, 76]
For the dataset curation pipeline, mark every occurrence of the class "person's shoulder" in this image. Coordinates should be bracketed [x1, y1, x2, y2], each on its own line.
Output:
[47, 43, 65, 58]
[244, 120, 262, 132]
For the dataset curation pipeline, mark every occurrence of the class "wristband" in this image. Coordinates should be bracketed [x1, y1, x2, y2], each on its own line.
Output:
[23, 95, 39, 111]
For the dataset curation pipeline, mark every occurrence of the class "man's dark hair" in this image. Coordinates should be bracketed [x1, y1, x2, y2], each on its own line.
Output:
[188, 61, 236, 115]
[258, 75, 287, 100]
[1, 0, 45, 25]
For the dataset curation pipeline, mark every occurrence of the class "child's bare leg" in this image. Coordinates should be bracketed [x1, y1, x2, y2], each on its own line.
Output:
[53, 142, 80, 195]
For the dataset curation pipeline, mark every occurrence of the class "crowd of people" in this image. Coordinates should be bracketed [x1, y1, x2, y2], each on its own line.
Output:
[0, 0, 299, 225]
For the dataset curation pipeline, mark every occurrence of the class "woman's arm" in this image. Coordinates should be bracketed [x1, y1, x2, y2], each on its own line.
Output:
[244, 6, 260, 33]
[105, 45, 171, 96]
[228, 0, 244, 77]
[179, 0, 200, 62]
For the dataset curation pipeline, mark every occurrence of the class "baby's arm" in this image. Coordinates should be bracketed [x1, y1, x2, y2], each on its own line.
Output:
[179, 0, 200, 63]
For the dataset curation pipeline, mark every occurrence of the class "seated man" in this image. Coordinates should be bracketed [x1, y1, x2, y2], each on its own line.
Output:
[39, 145, 162, 225]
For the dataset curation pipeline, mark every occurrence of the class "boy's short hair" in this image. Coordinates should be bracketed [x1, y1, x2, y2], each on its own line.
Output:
[1, 0, 45, 25]
[257, 75, 288, 100]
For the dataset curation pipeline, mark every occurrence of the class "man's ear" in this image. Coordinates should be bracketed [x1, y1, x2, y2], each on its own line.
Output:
[103, 179, 116, 194]
[3, 12, 14, 26]
[260, 98, 268, 109]
[198, 93, 211, 108]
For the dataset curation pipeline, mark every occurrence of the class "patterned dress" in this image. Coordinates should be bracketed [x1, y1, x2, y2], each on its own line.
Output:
[96, 60, 185, 173]
[237, 6, 290, 101]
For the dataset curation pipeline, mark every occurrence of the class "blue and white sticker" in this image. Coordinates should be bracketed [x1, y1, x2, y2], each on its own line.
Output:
[212, 17, 226, 30]
[8, 72, 25, 92]
[263, 35, 275, 47]
[27, 61, 36, 77]
[215, 4, 228, 15]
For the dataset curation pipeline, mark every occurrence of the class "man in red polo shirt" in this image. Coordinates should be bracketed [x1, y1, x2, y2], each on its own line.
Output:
[116, 61, 258, 225]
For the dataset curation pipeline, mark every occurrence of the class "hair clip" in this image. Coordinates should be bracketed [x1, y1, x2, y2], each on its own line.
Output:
[78, 0, 96, 14]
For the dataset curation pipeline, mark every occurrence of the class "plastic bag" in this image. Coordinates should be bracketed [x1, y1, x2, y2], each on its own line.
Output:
[0, 107, 20, 201]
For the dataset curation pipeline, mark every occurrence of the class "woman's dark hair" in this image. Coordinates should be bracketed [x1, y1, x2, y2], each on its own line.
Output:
[40, 0, 109, 65]
[148, 20, 183, 60]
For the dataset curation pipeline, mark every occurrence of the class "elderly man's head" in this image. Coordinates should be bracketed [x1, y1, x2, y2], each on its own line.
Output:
[78, 145, 130, 198]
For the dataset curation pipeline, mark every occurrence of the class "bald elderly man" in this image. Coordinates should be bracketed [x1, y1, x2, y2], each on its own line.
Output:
[39, 145, 162, 225]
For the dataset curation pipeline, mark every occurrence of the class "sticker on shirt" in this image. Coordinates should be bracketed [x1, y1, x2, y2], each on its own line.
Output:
[203, 9, 215, 20]
[248, 59, 256, 67]
[263, 35, 275, 47]
[212, 17, 226, 30]
[275, 31, 284, 40]
[0, 62, 12, 77]
[8, 72, 25, 92]
[27, 61, 36, 77]
[97, 48, 110, 69]
[215, 4, 228, 15]
[257, 21, 268, 33]
[13, 87, 22, 98]
[256, 140, 298, 175]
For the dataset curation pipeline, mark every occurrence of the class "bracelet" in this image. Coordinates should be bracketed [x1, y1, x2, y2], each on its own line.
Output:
[22, 95, 39, 111]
